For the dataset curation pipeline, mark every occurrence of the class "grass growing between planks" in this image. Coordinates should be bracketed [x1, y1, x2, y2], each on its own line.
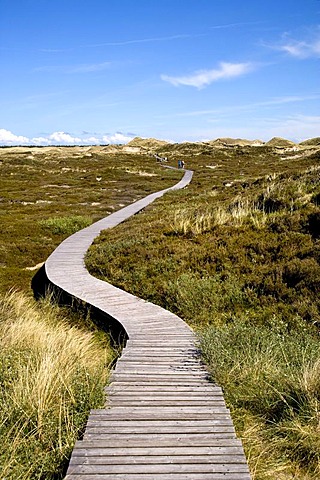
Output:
[86, 145, 320, 479]
[0, 291, 114, 480]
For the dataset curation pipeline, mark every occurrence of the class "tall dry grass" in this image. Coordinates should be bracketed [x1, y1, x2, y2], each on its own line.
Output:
[0, 291, 112, 479]
[171, 199, 268, 235]
[200, 323, 320, 479]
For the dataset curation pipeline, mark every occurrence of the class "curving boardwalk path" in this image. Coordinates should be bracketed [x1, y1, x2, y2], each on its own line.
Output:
[44, 169, 251, 479]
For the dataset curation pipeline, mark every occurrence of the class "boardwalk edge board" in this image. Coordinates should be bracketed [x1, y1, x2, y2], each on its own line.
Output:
[41, 169, 251, 479]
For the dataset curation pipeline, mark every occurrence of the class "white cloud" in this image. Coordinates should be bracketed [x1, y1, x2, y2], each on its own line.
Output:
[161, 62, 254, 88]
[48, 131, 82, 144]
[0, 129, 134, 146]
[31, 136, 51, 145]
[267, 28, 320, 59]
[0, 128, 30, 145]
[279, 38, 320, 58]
[84, 136, 101, 144]
[102, 132, 134, 144]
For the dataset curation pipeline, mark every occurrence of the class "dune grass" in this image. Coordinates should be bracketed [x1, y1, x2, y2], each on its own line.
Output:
[0, 291, 114, 479]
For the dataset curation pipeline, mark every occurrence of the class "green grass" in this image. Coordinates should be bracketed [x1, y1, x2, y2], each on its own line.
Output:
[39, 215, 92, 235]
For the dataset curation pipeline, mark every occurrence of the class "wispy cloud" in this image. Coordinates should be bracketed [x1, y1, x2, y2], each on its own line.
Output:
[279, 38, 320, 58]
[268, 29, 320, 58]
[161, 62, 254, 89]
[157, 95, 320, 118]
[34, 61, 111, 74]
[83, 24, 264, 49]
[210, 21, 264, 30]
[83, 33, 206, 48]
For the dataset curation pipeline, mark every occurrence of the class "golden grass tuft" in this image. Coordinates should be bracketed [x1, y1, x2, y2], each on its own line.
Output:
[171, 199, 268, 235]
[0, 291, 112, 479]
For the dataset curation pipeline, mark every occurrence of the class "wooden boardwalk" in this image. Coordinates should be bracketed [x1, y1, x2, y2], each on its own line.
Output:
[44, 169, 251, 479]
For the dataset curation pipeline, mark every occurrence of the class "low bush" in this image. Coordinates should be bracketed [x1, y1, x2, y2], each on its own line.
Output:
[39, 215, 92, 235]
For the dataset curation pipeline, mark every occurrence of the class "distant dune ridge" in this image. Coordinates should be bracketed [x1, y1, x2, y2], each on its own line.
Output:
[2, 136, 319, 155]
[123, 136, 320, 156]
[265, 137, 297, 147]
[208, 137, 264, 147]
[299, 137, 320, 146]
[127, 137, 171, 148]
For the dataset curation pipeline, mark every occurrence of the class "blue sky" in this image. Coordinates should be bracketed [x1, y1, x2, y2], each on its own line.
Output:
[1, 0, 319, 145]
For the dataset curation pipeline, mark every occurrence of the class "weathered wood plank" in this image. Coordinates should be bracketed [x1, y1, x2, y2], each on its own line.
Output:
[84, 426, 236, 435]
[85, 419, 234, 427]
[69, 454, 247, 465]
[110, 375, 210, 383]
[80, 434, 241, 446]
[65, 474, 251, 479]
[71, 442, 245, 455]
[108, 394, 225, 399]
[65, 463, 250, 474]
[107, 384, 220, 391]
[107, 401, 227, 407]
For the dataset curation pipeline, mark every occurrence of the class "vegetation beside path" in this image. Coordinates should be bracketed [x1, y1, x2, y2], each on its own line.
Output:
[86, 145, 320, 479]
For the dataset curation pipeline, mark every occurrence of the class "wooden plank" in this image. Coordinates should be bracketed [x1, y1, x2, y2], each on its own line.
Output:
[106, 387, 221, 394]
[69, 454, 247, 465]
[108, 395, 225, 400]
[66, 475, 250, 480]
[86, 413, 231, 421]
[71, 443, 245, 455]
[85, 420, 234, 428]
[107, 383, 220, 390]
[66, 474, 250, 480]
[107, 398, 226, 405]
[92, 406, 230, 414]
[110, 375, 210, 383]
[80, 434, 240, 446]
[84, 426, 236, 435]
[64, 463, 250, 474]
